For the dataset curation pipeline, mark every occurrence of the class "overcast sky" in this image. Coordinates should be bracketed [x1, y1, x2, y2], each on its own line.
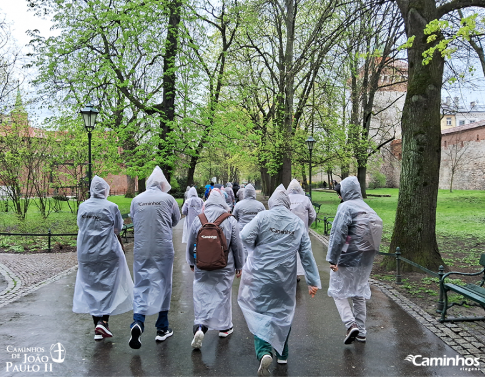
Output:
[2, 0, 485, 117]
[1, 1, 55, 51]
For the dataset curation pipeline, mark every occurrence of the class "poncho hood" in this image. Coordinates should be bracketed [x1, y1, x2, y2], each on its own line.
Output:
[243, 184, 257, 200]
[268, 184, 290, 209]
[146, 166, 171, 192]
[287, 179, 305, 195]
[90, 175, 110, 199]
[340, 176, 362, 202]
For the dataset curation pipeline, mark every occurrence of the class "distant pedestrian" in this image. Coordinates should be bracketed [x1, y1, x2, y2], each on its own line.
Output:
[204, 182, 213, 200]
[181, 187, 204, 244]
[323, 181, 327, 189]
[236, 184, 245, 201]
[238, 184, 321, 375]
[186, 189, 244, 349]
[232, 182, 240, 201]
[128, 166, 181, 349]
[327, 176, 382, 344]
[73, 176, 133, 341]
[225, 182, 236, 211]
[286, 179, 316, 281]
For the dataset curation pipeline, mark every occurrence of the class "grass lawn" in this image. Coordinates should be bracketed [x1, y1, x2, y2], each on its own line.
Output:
[0, 196, 184, 252]
[311, 188, 485, 254]
[311, 188, 485, 315]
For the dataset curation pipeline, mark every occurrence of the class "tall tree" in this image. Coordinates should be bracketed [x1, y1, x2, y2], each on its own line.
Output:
[30, 0, 184, 181]
[387, 0, 485, 271]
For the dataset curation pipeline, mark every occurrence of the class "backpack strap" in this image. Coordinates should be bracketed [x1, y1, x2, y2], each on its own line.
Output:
[213, 212, 232, 226]
[198, 213, 209, 225]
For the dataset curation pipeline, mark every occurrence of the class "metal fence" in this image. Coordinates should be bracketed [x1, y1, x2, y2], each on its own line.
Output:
[378, 247, 440, 285]
[0, 230, 77, 252]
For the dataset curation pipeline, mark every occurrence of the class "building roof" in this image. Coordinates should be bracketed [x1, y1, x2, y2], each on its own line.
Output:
[441, 119, 485, 135]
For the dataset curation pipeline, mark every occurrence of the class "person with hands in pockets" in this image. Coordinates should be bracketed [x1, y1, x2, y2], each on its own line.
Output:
[327, 176, 383, 345]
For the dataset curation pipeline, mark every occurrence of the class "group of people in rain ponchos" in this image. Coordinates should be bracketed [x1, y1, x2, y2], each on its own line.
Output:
[73, 167, 382, 377]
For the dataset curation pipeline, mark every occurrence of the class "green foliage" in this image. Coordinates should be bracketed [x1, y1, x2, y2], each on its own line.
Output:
[368, 171, 387, 189]
[422, 13, 481, 65]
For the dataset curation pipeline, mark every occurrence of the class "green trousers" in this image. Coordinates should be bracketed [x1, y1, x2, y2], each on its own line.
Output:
[254, 328, 291, 361]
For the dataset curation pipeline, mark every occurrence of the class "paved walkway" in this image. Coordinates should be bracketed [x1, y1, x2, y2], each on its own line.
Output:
[0, 219, 484, 376]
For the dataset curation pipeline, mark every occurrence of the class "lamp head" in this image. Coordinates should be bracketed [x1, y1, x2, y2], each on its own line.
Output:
[305, 136, 316, 151]
[80, 102, 99, 132]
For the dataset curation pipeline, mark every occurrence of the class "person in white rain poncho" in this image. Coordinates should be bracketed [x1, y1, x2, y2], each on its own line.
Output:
[128, 166, 181, 349]
[233, 184, 265, 232]
[236, 184, 245, 201]
[73, 176, 133, 341]
[326, 176, 382, 345]
[238, 184, 321, 376]
[224, 182, 236, 211]
[183, 186, 191, 202]
[232, 184, 265, 261]
[287, 179, 316, 280]
[181, 187, 204, 244]
[186, 189, 244, 349]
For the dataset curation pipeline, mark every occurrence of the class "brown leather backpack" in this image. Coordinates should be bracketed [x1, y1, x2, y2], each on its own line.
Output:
[196, 212, 232, 270]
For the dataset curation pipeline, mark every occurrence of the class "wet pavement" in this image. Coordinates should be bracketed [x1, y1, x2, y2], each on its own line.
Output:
[0, 221, 482, 376]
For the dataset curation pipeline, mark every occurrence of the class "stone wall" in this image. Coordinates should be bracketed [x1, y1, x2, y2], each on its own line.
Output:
[439, 121, 485, 190]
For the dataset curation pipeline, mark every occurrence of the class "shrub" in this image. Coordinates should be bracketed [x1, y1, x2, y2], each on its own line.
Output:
[368, 172, 386, 189]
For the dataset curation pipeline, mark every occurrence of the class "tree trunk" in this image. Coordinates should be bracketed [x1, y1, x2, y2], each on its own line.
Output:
[126, 175, 136, 197]
[261, 166, 282, 197]
[158, 0, 182, 181]
[357, 166, 367, 198]
[386, 1, 445, 272]
[138, 177, 146, 193]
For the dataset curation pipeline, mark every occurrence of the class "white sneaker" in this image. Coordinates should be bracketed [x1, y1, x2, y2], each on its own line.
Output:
[191, 329, 204, 349]
[257, 354, 272, 376]
[94, 334, 103, 340]
[277, 358, 287, 364]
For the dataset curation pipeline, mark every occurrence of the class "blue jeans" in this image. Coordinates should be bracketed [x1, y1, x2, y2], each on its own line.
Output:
[131, 311, 169, 332]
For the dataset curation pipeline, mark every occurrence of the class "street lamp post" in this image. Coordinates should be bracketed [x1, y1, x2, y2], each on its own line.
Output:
[305, 136, 316, 201]
[80, 103, 99, 193]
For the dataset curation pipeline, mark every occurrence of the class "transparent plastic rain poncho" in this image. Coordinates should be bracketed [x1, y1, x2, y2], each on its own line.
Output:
[224, 183, 236, 211]
[232, 184, 266, 232]
[186, 190, 244, 330]
[73, 176, 133, 316]
[130, 166, 181, 315]
[326, 176, 383, 299]
[181, 187, 204, 244]
[236, 187, 245, 201]
[184, 186, 191, 201]
[287, 179, 316, 231]
[286, 179, 316, 275]
[238, 185, 322, 355]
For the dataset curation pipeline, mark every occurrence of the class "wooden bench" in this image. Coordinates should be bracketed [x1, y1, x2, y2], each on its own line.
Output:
[120, 213, 134, 241]
[439, 254, 485, 322]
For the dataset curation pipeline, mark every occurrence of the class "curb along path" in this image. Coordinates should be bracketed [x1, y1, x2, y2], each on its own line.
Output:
[0, 252, 78, 308]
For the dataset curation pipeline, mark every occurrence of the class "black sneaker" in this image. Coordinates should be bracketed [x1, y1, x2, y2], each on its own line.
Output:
[344, 323, 359, 344]
[129, 322, 143, 349]
[95, 321, 113, 338]
[356, 335, 366, 342]
[155, 328, 173, 342]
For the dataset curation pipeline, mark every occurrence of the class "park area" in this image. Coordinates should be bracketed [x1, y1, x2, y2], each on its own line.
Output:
[1, 188, 485, 320]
